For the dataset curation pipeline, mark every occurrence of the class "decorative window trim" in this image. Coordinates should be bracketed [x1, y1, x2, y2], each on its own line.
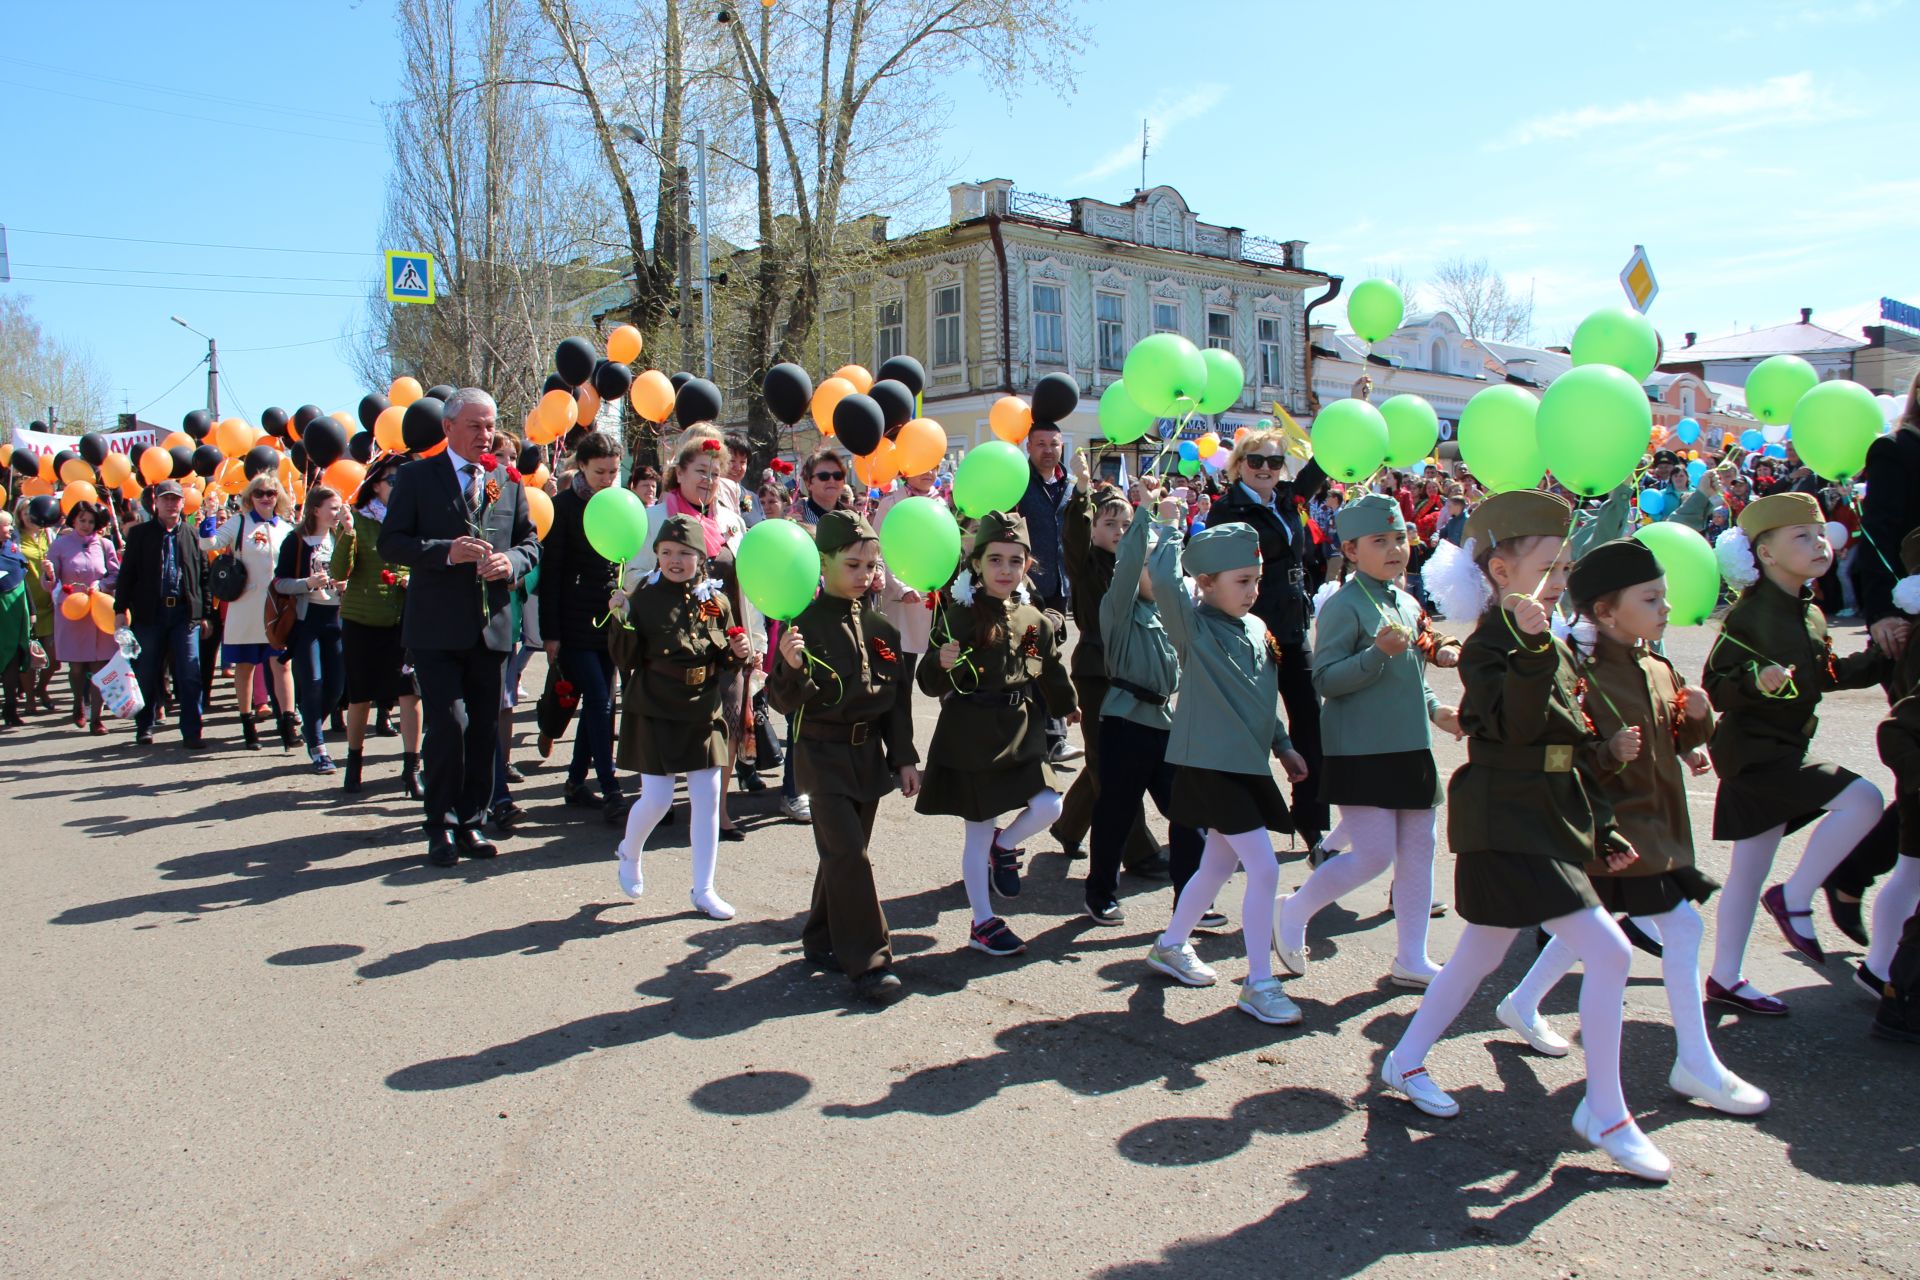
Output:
[929, 280, 966, 372]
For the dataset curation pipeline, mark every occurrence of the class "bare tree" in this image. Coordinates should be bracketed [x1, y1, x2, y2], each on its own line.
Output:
[0, 295, 112, 432]
[1365, 263, 1421, 315]
[1428, 256, 1534, 342]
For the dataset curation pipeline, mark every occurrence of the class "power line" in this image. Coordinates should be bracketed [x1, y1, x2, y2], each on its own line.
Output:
[0, 54, 383, 130]
[9, 274, 368, 300]
[8, 227, 371, 258]
[16, 261, 371, 284]
[0, 79, 383, 147]
[217, 371, 252, 424]
[227, 329, 377, 354]
[134, 358, 210, 415]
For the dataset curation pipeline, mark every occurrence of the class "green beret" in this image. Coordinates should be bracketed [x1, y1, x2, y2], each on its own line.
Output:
[970, 510, 1031, 557]
[1184, 521, 1262, 575]
[654, 513, 707, 553]
[815, 510, 877, 556]
[1336, 493, 1405, 543]
[1463, 489, 1572, 550]
[1737, 491, 1822, 538]
[1568, 538, 1662, 610]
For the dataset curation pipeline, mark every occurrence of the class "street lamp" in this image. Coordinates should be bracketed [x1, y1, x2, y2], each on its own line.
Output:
[615, 121, 712, 381]
[170, 315, 219, 420]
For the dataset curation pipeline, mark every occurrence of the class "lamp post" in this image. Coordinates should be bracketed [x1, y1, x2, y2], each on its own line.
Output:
[170, 315, 218, 420]
[616, 122, 712, 380]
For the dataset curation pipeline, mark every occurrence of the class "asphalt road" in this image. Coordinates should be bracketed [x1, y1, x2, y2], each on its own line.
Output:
[1, 619, 1915, 1279]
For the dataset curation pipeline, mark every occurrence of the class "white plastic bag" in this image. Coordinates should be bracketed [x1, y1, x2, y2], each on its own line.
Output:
[92, 651, 145, 721]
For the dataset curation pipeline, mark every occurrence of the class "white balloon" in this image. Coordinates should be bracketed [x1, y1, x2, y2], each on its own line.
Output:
[1826, 521, 1849, 550]
[1762, 423, 1789, 444]
[1878, 393, 1901, 422]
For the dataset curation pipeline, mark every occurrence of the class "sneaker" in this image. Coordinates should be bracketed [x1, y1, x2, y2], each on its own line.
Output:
[489, 801, 527, 833]
[1196, 908, 1230, 931]
[1238, 976, 1302, 1025]
[310, 749, 336, 775]
[1047, 740, 1084, 764]
[779, 794, 813, 824]
[1144, 940, 1216, 986]
[1496, 995, 1571, 1056]
[615, 843, 644, 898]
[1084, 899, 1126, 926]
[988, 832, 1023, 898]
[969, 916, 1026, 957]
[1379, 1050, 1459, 1118]
[1271, 894, 1308, 977]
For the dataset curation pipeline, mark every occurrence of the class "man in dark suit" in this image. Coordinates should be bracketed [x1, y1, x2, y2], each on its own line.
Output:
[379, 388, 541, 866]
[114, 480, 210, 749]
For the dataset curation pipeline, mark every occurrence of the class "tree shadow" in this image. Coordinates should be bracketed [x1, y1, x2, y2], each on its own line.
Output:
[356, 903, 660, 979]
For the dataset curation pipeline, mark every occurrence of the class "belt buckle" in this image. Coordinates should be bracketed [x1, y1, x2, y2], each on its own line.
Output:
[165, 596, 178, 608]
[1287, 568, 1306, 587]
[850, 722, 870, 746]
[685, 665, 709, 686]
[1544, 744, 1573, 773]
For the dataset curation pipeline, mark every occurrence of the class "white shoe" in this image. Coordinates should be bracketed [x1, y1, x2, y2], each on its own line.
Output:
[779, 794, 812, 824]
[1145, 940, 1217, 987]
[1238, 976, 1303, 1025]
[691, 889, 736, 920]
[1572, 1100, 1671, 1183]
[1388, 959, 1438, 989]
[1669, 1061, 1770, 1116]
[1379, 1050, 1460, 1118]
[1270, 894, 1308, 976]
[615, 843, 644, 899]
[1496, 995, 1571, 1057]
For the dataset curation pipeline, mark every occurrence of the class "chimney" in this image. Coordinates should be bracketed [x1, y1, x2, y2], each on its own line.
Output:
[1684, 332, 1696, 347]
[1800, 307, 1813, 325]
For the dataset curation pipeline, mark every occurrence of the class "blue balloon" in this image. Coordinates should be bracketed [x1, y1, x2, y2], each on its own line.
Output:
[1178, 440, 1199, 461]
[1638, 488, 1666, 517]
[1740, 429, 1764, 450]
[1687, 459, 1707, 484]
[1765, 443, 1788, 459]
[1675, 417, 1701, 445]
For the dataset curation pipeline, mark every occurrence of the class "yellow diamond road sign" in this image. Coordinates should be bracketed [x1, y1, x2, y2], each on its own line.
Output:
[385, 250, 435, 304]
[1619, 245, 1657, 314]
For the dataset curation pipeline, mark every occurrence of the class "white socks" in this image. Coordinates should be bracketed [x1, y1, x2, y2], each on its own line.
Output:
[1160, 828, 1280, 982]
[1279, 805, 1437, 978]
[619, 767, 732, 918]
[959, 789, 1063, 925]
[1868, 856, 1920, 978]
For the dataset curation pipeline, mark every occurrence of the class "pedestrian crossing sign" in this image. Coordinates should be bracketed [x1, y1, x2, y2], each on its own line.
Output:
[385, 250, 436, 304]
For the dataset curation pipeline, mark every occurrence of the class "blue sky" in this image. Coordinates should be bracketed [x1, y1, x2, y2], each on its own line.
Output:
[3, 0, 1913, 435]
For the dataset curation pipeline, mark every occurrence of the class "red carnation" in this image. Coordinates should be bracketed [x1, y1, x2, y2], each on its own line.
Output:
[701, 439, 722, 452]
[506, 466, 522, 483]
[725, 625, 746, 637]
[379, 569, 398, 586]
[478, 452, 498, 469]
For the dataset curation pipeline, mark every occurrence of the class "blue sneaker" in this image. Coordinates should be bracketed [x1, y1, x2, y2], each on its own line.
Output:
[988, 829, 1023, 898]
[969, 916, 1026, 957]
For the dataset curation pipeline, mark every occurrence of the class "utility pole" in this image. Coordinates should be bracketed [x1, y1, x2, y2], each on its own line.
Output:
[676, 164, 694, 372]
[171, 315, 218, 419]
[696, 125, 713, 382]
[1140, 118, 1149, 193]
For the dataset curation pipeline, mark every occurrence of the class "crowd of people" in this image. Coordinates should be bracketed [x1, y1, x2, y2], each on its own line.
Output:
[4, 368, 1918, 1188]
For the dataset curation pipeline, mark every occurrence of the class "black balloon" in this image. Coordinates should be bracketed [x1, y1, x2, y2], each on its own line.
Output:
[762, 363, 812, 425]
[168, 445, 195, 480]
[594, 361, 634, 400]
[675, 377, 722, 427]
[542, 372, 570, 396]
[562, 425, 588, 454]
[517, 442, 543, 474]
[292, 404, 325, 433]
[182, 409, 212, 440]
[876, 355, 926, 397]
[289, 441, 309, 473]
[29, 420, 48, 433]
[51, 449, 79, 477]
[555, 337, 597, 386]
[10, 450, 38, 479]
[244, 444, 280, 478]
[77, 433, 109, 467]
[27, 496, 60, 527]
[426, 384, 456, 403]
[833, 393, 885, 457]
[261, 405, 290, 439]
[1031, 372, 1081, 424]
[669, 371, 693, 393]
[355, 395, 387, 433]
[869, 379, 915, 430]
[304, 419, 347, 469]
[191, 444, 224, 478]
[348, 430, 375, 465]
[401, 396, 446, 454]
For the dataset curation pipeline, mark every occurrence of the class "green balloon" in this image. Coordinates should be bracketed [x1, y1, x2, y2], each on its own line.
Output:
[582, 486, 649, 562]
[1197, 348, 1245, 414]
[953, 440, 1029, 518]
[1792, 379, 1882, 482]
[1746, 354, 1818, 425]
[737, 517, 820, 621]
[1310, 398, 1389, 482]
[878, 495, 962, 594]
[1537, 363, 1653, 496]
[1634, 522, 1718, 626]
[1098, 380, 1156, 444]
[1122, 333, 1208, 416]
[1458, 384, 1543, 492]
[1347, 278, 1406, 344]
[1570, 307, 1659, 383]
[1379, 394, 1439, 467]
[1178, 457, 1201, 476]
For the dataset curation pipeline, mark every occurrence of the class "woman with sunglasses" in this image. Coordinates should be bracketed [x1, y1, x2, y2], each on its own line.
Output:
[797, 449, 851, 526]
[203, 474, 298, 750]
[1205, 429, 1329, 858]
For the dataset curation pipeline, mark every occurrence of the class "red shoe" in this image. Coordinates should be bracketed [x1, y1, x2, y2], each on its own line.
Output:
[1705, 976, 1788, 1016]
[1761, 884, 1825, 964]
[89, 720, 106, 735]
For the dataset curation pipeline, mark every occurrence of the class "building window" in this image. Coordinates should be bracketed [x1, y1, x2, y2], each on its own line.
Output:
[933, 284, 962, 368]
[1096, 292, 1125, 371]
[1206, 310, 1233, 351]
[1429, 340, 1448, 374]
[1152, 301, 1180, 335]
[1257, 317, 1283, 385]
[1032, 282, 1065, 364]
[1681, 387, 1696, 416]
[876, 299, 904, 366]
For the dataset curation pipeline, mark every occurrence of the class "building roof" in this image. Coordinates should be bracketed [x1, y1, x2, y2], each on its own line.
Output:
[1661, 319, 1866, 365]
[1475, 338, 1572, 387]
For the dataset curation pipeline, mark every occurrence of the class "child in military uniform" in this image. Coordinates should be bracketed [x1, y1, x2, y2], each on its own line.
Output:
[917, 511, 1077, 958]
[1859, 529, 1920, 1001]
[769, 511, 920, 1002]
[1379, 491, 1670, 1183]
[1140, 522, 1311, 1027]
[1502, 538, 1769, 1117]
[1276, 494, 1462, 993]
[1704, 492, 1887, 1015]
[610, 513, 755, 920]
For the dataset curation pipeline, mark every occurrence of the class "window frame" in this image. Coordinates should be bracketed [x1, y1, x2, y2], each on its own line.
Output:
[1031, 281, 1066, 366]
[875, 297, 905, 367]
[1095, 290, 1126, 372]
[1205, 309, 1233, 351]
[1152, 300, 1181, 335]
[931, 283, 964, 369]
[1257, 316, 1283, 386]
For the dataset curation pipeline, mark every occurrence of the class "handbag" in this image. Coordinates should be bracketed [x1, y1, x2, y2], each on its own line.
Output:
[263, 534, 305, 649]
[208, 549, 248, 602]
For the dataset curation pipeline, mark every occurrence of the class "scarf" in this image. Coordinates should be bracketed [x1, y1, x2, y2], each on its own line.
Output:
[666, 489, 726, 558]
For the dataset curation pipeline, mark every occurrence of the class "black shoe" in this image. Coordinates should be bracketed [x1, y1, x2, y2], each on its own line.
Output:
[1048, 823, 1085, 860]
[1196, 908, 1230, 931]
[736, 769, 768, 793]
[1621, 916, 1665, 959]
[134, 729, 155, 746]
[329, 710, 346, 734]
[564, 783, 601, 809]
[1855, 962, 1888, 1000]
[276, 712, 297, 751]
[718, 825, 746, 842]
[504, 763, 525, 784]
[1825, 886, 1870, 948]
[240, 714, 261, 751]
[455, 826, 499, 859]
[1306, 841, 1335, 869]
[603, 794, 631, 825]
[426, 831, 459, 867]
[401, 753, 422, 799]
[1084, 899, 1126, 926]
[802, 948, 838, 970]
[1873, 982, 1920, 1043]
[490, 801, 527, 833]
[988, 831, 1022, 899]
[375, 710, 398, 737]
[1124, 850, 1171, 881]
[342, 749, 364, 794]
[852, 969, 905, 1003]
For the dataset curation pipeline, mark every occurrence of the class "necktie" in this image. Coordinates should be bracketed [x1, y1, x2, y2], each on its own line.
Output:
[463, 464, 481, 513]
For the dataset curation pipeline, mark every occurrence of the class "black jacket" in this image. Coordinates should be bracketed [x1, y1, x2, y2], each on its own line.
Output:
[378, 453, 541, 653]
[1205, 459, 1325, 647]
[115, 518, 207, 627]
[537, 479, 616, 651]
[1857, 428, 1920, 626]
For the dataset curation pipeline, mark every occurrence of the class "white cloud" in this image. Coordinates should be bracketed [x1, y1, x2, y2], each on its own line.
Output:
[1491, 72, 1838, 150]
[1072, 85, 1228, 185]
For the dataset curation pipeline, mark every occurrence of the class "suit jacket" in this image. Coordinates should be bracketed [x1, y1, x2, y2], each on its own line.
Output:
[378, 452, 541, 653]
[115, 518, 207, 627]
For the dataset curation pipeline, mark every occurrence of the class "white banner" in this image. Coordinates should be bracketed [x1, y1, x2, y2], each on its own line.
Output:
[10, 425, 157, 459]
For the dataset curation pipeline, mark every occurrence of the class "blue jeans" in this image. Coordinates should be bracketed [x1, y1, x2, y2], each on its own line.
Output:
[133, 610, 203, 742]
[560, 646, 617, 794]
[289, 604, 345, 750]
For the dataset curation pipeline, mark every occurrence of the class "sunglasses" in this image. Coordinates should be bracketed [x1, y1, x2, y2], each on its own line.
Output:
[811, 471, 845, 483]
[254, 490, 280, 498]
[1241, 454, 1285, 470]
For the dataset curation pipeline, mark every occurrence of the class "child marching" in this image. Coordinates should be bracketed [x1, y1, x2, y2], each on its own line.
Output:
[1859, 529, 1920, 1003]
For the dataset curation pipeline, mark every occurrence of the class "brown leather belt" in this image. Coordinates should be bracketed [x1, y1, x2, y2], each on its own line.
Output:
[1467, 740, 1574, 773]
[645, 657, 711, 687]
[799, 720, 873, 746]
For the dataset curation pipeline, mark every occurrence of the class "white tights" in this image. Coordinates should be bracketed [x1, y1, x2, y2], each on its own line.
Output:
[961, 789, 1062, 924]
[1159, 828, 1281, 983]
[1279, 805, 1437, 976]
[1392, 907, 1633, 1129]
[1508, 902, 1723, 1081]
[623, 766, 725, 903]
[1711, 776, 1882, 990]
[1867, 856, 1920, 979]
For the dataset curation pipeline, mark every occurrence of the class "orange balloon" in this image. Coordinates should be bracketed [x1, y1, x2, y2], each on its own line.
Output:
[631, 370, 676, 424]
[215, 417, 253, 458]
[278, 458, 297, 491]
[390, 377, 424, 408]
[892, 418, 948, 476]
[374, 405, 406, 453]
[182, 473, 204, 492]
[37, 453, 54, 483]
[59, 457, 95, 485]
[606, 325, 643, 364]
[989, 395, 1033, 444]
[331, 410, 356, 435]
[61, 590, 91, 621]
[22, 477, 53, 498]
[833, 364, 874, 395]
[526, 486, 555, 539]
[577, 384, 602, 424]
[853, 437, 899, 488]
[539, 389, 579, 435]
[118, 477, 141, 501]
[139, 447, 173, 485]
[1234, 427, 1250, 441]
[322, 459, 366, 500]
[160, 431, 193, 451]
[59, 480, 100, 515]
[216, 458, 247, 489]
[811, 376, 856, 433]
[99, 452, 132, 487]
[420, 438, 448, 459]
[91, 590, 117, 635]
[181, 488, 204, 516]
[525, 464, 551, 490]
[0, 444, 10, 467]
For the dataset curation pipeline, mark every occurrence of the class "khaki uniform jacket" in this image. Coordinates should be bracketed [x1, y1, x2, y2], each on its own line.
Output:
[768, 594, 918, 801]
[614, 575, 744, 774]
[917, 594, 1076, 773]
[1577, 636, 1714, 879]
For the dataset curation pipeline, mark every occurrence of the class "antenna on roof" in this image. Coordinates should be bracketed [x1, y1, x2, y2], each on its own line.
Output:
[1140, 118, 1149, 193]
